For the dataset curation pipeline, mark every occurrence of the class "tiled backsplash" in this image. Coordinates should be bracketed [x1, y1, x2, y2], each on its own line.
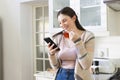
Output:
[95, 36, 120, 58]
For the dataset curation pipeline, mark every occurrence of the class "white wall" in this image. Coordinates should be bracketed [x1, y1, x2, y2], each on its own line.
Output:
[0, 0, 34, 80]
[107, 7, 120, 36]
[95, 36, 120, 58]
[117, 11, 120, 31]
[95, 36, 120, 68]
[0, 17, 3, 80]
[0, 0, 48, 80]
[0, 0, 36, 80]
[20, 1, 48, 80]
[0, 0, 22, 80]
[20, 3, 34, 80]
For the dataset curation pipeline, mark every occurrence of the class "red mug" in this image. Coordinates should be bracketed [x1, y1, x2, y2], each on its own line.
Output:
[63, 31, 69, 38]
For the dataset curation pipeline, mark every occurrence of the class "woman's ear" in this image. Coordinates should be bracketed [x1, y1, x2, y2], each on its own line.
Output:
[72, 15, 76, 22]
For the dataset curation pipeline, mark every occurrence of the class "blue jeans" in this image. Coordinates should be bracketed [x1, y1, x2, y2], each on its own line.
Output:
[56, 68, 75, 80]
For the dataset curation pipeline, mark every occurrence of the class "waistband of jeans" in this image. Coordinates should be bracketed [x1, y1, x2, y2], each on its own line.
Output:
[60, 67, 74, 72]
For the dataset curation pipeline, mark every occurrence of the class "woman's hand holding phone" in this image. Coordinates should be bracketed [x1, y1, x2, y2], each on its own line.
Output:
[48, 42, 59, 56]
[44, 37, 60, 56]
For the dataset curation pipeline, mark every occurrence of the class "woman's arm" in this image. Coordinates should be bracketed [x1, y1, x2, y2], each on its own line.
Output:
[48, 54, 61, 69]
[75, 33, 95, 70]
[48, 35, 62, 69]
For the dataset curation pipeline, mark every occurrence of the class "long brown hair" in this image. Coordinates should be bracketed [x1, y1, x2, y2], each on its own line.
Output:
[57, 7, 86, 31]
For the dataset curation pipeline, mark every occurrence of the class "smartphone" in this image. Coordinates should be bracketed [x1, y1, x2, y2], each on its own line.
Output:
[44, 37, 60, 51]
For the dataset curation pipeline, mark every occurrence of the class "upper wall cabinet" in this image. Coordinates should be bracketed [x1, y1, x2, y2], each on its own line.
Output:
[49, 0, 109, 36]
[70, 0, 108, 32]
[49, 0, 69, 30]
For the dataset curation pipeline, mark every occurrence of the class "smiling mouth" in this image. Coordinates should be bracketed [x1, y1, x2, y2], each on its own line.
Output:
[63, 26, 69, 30]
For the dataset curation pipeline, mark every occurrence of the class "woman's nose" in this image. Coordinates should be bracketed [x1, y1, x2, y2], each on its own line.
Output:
[60, 22, 64, 28]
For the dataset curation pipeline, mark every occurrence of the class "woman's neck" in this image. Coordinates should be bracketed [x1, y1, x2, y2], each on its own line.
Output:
[71, 29, 84, 42]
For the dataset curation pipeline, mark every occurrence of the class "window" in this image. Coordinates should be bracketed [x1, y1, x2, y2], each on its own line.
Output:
[33, 5, 51, 73]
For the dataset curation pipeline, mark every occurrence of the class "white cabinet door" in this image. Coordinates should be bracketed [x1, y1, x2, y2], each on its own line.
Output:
[49, 0, 70, 34]
[70, 0, 108, 32]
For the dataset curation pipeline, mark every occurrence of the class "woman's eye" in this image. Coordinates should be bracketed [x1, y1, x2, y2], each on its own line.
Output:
[59, 22, 61, 25]
[63, 19, 66, 23]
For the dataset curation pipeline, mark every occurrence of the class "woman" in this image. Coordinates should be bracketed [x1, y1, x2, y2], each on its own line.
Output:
[47, 7, 95, 80]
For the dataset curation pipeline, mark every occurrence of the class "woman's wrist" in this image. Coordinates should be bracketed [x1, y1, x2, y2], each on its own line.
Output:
[49, 53, 55, 56]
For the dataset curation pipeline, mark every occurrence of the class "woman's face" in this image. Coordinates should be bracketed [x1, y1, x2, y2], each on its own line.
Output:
[57, 14, 76, 32]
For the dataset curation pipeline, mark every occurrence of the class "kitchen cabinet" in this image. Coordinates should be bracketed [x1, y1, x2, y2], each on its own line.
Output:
[71, 0, 107, 31]
[49, 0, 70, 33]
[49, 0, 109, 36]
